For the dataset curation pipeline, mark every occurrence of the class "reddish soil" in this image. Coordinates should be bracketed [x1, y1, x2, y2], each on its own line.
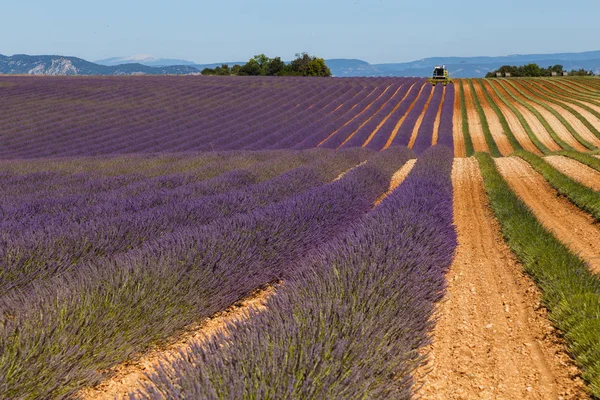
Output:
[492, 82, 562, 152]
[453, 82, 466, 157]
[481, 80, 541, 155]
[495, 157, 600, 274]
[544, 155, 600, 191]
[416, 158, 586, 400]
[471, 80, 514, 156]
[79, 284, 277, 399]
[431, 86, 446, 145]
[462, 80, 489, 153]
[408, 85, 435, 148]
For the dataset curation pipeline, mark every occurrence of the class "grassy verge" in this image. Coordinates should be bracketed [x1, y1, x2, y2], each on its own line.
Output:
[458, 80, 475, 156]
[556, 150, 600, 173]
[506, 80, 595, 151]
[476, 79, 522, 152]
[476, 152, 600, 397]
[467, 79, 501, 157]
[486, 80, 551, 154]
[495, 80, 569, 151]
[516, 150, 600, 220]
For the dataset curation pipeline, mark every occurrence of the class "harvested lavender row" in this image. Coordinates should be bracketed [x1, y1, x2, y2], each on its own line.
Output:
[140, 145, 456, 400]
[0, 147, 413, 399]
[0, 149, 370, 294]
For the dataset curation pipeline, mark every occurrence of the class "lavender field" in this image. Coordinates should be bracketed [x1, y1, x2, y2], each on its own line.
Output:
[0, 76, 458, 399]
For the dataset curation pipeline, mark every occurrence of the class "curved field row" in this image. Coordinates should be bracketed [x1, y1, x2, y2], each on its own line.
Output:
[456, 78, 600, 157]
[544, 155, 600, 191]
[0, 76, 460, 158]
[495, 157, 600, 273]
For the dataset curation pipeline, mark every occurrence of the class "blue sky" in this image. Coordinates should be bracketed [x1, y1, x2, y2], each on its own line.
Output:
[2, 0, 598, 64]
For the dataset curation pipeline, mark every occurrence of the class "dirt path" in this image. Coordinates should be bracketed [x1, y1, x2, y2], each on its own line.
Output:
[374, 159, 416, 205]
[495, 157, 600, 274]
[416, 158, 586, 400]
[453, 82, 466, 157]
[472, 80, 513, 156]
[508, 82, 588, 151]
[544, 155, 600, 191]
[492, 82, 562, 152]
[79, 285, 277, 399]
[481, 80, 541, 155]
[462, 80, 489, 153]
[520, 82, 600, 148]
[431, 86, 445, 146]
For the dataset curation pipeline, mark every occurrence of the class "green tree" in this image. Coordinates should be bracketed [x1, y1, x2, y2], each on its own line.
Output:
[239, 59, 262, 76]
[266, 57, 286, 76]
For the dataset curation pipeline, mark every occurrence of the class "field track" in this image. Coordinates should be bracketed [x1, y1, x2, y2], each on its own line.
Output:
[471, 80, 513, 155]
[495, 157, 600, 274]
[417, 158, 586, 399]
[462, 80, 489, 153]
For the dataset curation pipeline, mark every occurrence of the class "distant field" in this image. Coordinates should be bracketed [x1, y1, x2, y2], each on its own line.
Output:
[1, 76, 600, 399]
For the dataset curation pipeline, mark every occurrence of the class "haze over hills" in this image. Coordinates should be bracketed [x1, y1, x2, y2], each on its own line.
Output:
[2, 51, 600, 77]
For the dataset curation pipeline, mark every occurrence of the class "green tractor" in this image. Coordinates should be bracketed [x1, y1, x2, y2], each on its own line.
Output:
[428, 65, 452, 86]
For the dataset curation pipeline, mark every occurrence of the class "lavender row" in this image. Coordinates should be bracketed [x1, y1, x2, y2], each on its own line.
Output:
[0, 77, 446, 157]
[437, 84, 455, 150]
[364, 81, 424, 150]
[140, 145, 456, 399]
[390, 84, 433, 147]
[0, 147, 413, 398]
[1, 150, 368, 294]
[412, 85, 444, 155]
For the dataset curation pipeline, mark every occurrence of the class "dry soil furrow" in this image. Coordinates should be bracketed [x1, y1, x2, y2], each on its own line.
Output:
[408, 85, 435, 148]
[495, 157, 600, 274]
[521, 81, 600, 147]
[463, 80, 489, 153]
[493, 82, 562, 152]
[544, 155, 600, 191]
[374, 159, 416, 205]
[548, 81, 600, 112]
[507, 82, 588, 151]
[431, 85, 445, 146]
[472, 80, 513, 155]
[417, 158, 585, 400]
[481, 80, 541, 154]
[453, 82, 466, 157]
[79, 285, 277, 399]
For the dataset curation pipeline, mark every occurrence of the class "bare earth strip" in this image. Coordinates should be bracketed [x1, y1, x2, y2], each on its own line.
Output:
[521, 82, 600, 148]
[508, 83, 588, 151]
[462, 80, 489, 153]
[79, 285, 277, 399]
[472, 81, 513, 155]
[431, 86, 445, 145]
[482, 81, 541, 155]
[495, 157, 600, 274]
[374, 159, 416, 205]
[546, 81, 600, 114]
[453, 82, 466, 157]
[493, 82, 562, 152]
[416, 158, 586, 400]
[544, 155, 600, 191]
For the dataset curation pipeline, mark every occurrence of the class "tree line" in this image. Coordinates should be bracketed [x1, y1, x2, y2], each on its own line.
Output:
[486, 63, 595, 78]
[201, 53, 331, 77]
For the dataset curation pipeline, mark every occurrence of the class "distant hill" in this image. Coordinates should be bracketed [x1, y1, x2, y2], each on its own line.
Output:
[0, 54, 199, 75]
[327, 51, 600, 78]
[3, 51, 600, 77]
